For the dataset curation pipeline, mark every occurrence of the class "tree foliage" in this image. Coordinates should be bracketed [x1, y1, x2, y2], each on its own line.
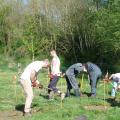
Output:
[0, 0, 120, 72]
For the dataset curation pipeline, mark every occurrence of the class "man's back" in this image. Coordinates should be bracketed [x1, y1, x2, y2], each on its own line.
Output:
[51, 55, 60, 75]
[87, 62, 101, 74]
[66, 63, 83, 76]
[20, 61, 43, 81]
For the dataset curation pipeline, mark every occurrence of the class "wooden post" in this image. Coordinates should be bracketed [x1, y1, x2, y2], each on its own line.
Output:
[60, 77, 63, 108]
[13, 75, 17, 103]
[104, 80, 106, 109]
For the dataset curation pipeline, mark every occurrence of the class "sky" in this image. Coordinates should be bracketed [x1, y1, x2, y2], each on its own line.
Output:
[23, 0, 28, 5]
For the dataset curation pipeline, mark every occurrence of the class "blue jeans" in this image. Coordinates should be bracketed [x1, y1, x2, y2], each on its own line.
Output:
[48, 76, 59, 93]
[89, 72, 102, 95]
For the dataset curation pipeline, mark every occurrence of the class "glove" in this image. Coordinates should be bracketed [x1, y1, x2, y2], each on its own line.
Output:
[32, 81, 37, 87]
[32, 80, 43, 89]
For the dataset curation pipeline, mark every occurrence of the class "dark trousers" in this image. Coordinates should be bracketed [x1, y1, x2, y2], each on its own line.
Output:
[48, 75, 59, 93]
[65, 75, 80, 97]
[89, 72, 102, 95]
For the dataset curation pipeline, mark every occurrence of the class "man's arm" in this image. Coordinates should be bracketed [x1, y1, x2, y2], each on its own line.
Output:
[30, 69, 37, 82]
[30, 69, 43, 88]
[75, 65, 83, 73]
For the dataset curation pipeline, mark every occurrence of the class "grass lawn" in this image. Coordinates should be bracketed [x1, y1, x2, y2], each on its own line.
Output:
[0, 68, 120, 120]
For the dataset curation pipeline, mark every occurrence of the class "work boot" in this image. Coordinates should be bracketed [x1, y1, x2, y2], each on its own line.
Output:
[74, 89, 80, 97]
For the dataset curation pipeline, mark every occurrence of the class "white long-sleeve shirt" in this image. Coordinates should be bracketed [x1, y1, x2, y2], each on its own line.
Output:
[51, 55, 60, 76]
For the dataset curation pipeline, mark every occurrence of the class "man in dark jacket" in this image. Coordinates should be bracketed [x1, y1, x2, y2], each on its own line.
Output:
[83, 62, 102, 97]
[65, 63, 84, 97]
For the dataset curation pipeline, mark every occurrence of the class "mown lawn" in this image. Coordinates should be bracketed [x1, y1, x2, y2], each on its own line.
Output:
[0, 68, 120, 120]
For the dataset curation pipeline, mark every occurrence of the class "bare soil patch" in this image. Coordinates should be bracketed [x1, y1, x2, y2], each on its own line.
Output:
[84, 105, 111, 111]
[0, 110, 23, 120]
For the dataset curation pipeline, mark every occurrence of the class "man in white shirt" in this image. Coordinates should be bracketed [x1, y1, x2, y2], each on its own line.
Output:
[48, 50, 65, 100]
[109, 73, 120, 97]
[20, 59, 49, 116]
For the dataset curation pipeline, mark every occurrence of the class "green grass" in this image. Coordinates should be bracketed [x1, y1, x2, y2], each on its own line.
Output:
[1, 68, 120, 120]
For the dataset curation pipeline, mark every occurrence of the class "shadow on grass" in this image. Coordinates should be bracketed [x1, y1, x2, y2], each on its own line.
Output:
[15, 103, 39, 112]
[106, 98, 120, 107]
[39, 94, 48, 99]
[82, 92, 91, 97]
[15, 104, 24, 112]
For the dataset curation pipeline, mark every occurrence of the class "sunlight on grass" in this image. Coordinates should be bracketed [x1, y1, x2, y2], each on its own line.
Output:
[0, 70, 120, 120]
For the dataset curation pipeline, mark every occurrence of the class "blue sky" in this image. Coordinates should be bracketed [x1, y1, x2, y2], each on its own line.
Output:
[23, 0, 28, 5]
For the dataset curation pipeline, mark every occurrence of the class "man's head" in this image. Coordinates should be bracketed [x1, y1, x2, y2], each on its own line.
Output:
[43, 59, 50, 68]
[50, 50, 57, 57]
